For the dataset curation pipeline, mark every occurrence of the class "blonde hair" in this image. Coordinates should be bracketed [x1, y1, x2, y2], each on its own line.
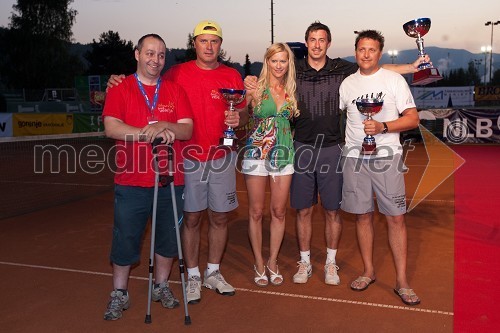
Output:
[255, 43, 299, 117]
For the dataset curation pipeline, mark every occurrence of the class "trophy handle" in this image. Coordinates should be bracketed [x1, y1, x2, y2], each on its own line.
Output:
[220, 88, 246, 131]
[415, 35, 433, 70]
[227, 101, 235, 130]
[415, 36, 425, 56]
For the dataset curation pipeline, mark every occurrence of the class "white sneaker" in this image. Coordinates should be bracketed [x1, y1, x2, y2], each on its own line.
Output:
[324, 261, 340, 285]
[293, 260, 312, 284]
[186, 275, 202, 304]
[203, 270, 235, 296]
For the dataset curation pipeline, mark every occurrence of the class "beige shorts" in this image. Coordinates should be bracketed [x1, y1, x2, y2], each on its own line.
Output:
[183, 153, 238, 213]
[341, 155, 407, 216]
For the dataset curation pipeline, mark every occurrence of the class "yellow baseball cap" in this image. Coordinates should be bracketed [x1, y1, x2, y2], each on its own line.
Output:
[193, 20, 223, 39]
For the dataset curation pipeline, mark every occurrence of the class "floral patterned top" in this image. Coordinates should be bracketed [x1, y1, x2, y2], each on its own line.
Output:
[244, 87, 295, 169]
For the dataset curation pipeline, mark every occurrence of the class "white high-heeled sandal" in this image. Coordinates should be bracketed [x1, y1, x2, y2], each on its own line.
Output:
[266, 261, 283, 286]
[254, 265, 268, 287]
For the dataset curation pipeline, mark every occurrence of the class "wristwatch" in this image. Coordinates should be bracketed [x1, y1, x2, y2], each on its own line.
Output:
[381, 122, 388, 134]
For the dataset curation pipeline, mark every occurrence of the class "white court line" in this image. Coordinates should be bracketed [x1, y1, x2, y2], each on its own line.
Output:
[0, 184, 455, 204]
[235, 190, 455, 204]
[0, 181, 456, 204]
[406, 199, 454, 204]
[0, 260, 453, 316]
[405, 164, 450, 167]
[0, 180, 110, 187]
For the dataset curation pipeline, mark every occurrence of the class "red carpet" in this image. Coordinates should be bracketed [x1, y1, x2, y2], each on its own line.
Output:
[453, 145, 500, 332]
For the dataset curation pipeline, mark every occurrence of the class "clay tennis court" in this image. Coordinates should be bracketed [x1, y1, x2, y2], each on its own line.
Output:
[0, 139, 497, 332]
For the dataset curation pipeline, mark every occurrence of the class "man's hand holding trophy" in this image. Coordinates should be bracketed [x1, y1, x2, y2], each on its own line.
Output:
[219, 88, 246, 149]
[403, 18, 443, 85]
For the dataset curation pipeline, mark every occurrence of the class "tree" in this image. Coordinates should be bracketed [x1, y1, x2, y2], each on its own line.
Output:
[175, 33, 196, 64]
[0, 27, 7, 86]
[244, 54, 252, 76]
[184, 33, 197, 62]
[465, 60, 481, 85]
[9, 0, 77, 42]
[492, 69, 500, 85]
[85, 31, 135, 75]
[218, 49, 233, 67]
[1, 0, 83, 89]
[437, 60, 480, 86]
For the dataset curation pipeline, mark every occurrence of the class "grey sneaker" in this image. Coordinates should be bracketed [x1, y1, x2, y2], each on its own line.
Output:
[186, 275, 202, 304]
[152, 282, 179, 309]
[293, 260, 312, 284]
[203, 270, 235, 296]
[104, 290, 130, 321]
[324, 261, 340, 285]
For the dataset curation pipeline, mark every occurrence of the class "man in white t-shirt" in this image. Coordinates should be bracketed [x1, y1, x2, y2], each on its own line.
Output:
[339, 29, 420, 306]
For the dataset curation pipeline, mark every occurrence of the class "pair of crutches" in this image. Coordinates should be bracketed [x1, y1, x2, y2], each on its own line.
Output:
[145, 138, 191, 325]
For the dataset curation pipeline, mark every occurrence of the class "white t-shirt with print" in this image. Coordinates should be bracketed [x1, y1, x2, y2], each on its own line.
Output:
[339, 67, 416, 158]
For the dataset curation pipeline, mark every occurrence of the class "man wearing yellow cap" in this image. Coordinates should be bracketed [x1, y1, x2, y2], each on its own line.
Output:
[164, 20, 248, 304]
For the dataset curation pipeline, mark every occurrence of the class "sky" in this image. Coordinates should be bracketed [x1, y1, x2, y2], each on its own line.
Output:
[1, 0, 500, 65]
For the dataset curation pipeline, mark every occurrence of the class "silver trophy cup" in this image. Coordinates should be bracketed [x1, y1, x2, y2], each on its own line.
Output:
[356, 96, 384, 155]
[219, 88, 246, 149]
[403, 18, 442, 85]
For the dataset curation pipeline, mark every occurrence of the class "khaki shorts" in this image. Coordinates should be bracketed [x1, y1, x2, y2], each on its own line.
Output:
[341, 155, 407, 216]
[183, 153, 238, 213]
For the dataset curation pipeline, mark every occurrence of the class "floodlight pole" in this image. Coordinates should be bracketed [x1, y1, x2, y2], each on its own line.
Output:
[271, 1, 274, 44]
[485, 20, 500, 83]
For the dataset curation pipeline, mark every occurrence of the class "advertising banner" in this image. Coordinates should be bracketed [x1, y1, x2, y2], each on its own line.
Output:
[73, 113, 105, 133]
[75, 75, 109, 112]
[474, 86, 500, 101]
[0, 113, 13, 137]
[13, 113, 74, 136]
[411, 86, 474, 109]
[420, 108, 500, 143]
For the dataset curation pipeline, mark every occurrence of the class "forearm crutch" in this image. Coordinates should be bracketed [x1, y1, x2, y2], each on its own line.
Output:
[145, 138, 161, 324]
[144, 138, 191, 325]
[166, 142, 191, 325]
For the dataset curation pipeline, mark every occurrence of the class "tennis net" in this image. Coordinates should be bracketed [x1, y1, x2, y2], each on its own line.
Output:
[0, 132, 116, 220]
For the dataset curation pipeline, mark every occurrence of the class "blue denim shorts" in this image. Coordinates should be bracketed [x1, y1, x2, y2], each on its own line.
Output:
[110, 184, 184, 266]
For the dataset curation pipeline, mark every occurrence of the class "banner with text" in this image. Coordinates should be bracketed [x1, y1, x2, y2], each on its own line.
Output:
[420, 108, 500, 143]
[73, 113, 105, 133]
[411, 86, 474, 109]
[13, 113, 74, 136]
[0, 113, 13, 137]
[474, 86, 500, 101]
